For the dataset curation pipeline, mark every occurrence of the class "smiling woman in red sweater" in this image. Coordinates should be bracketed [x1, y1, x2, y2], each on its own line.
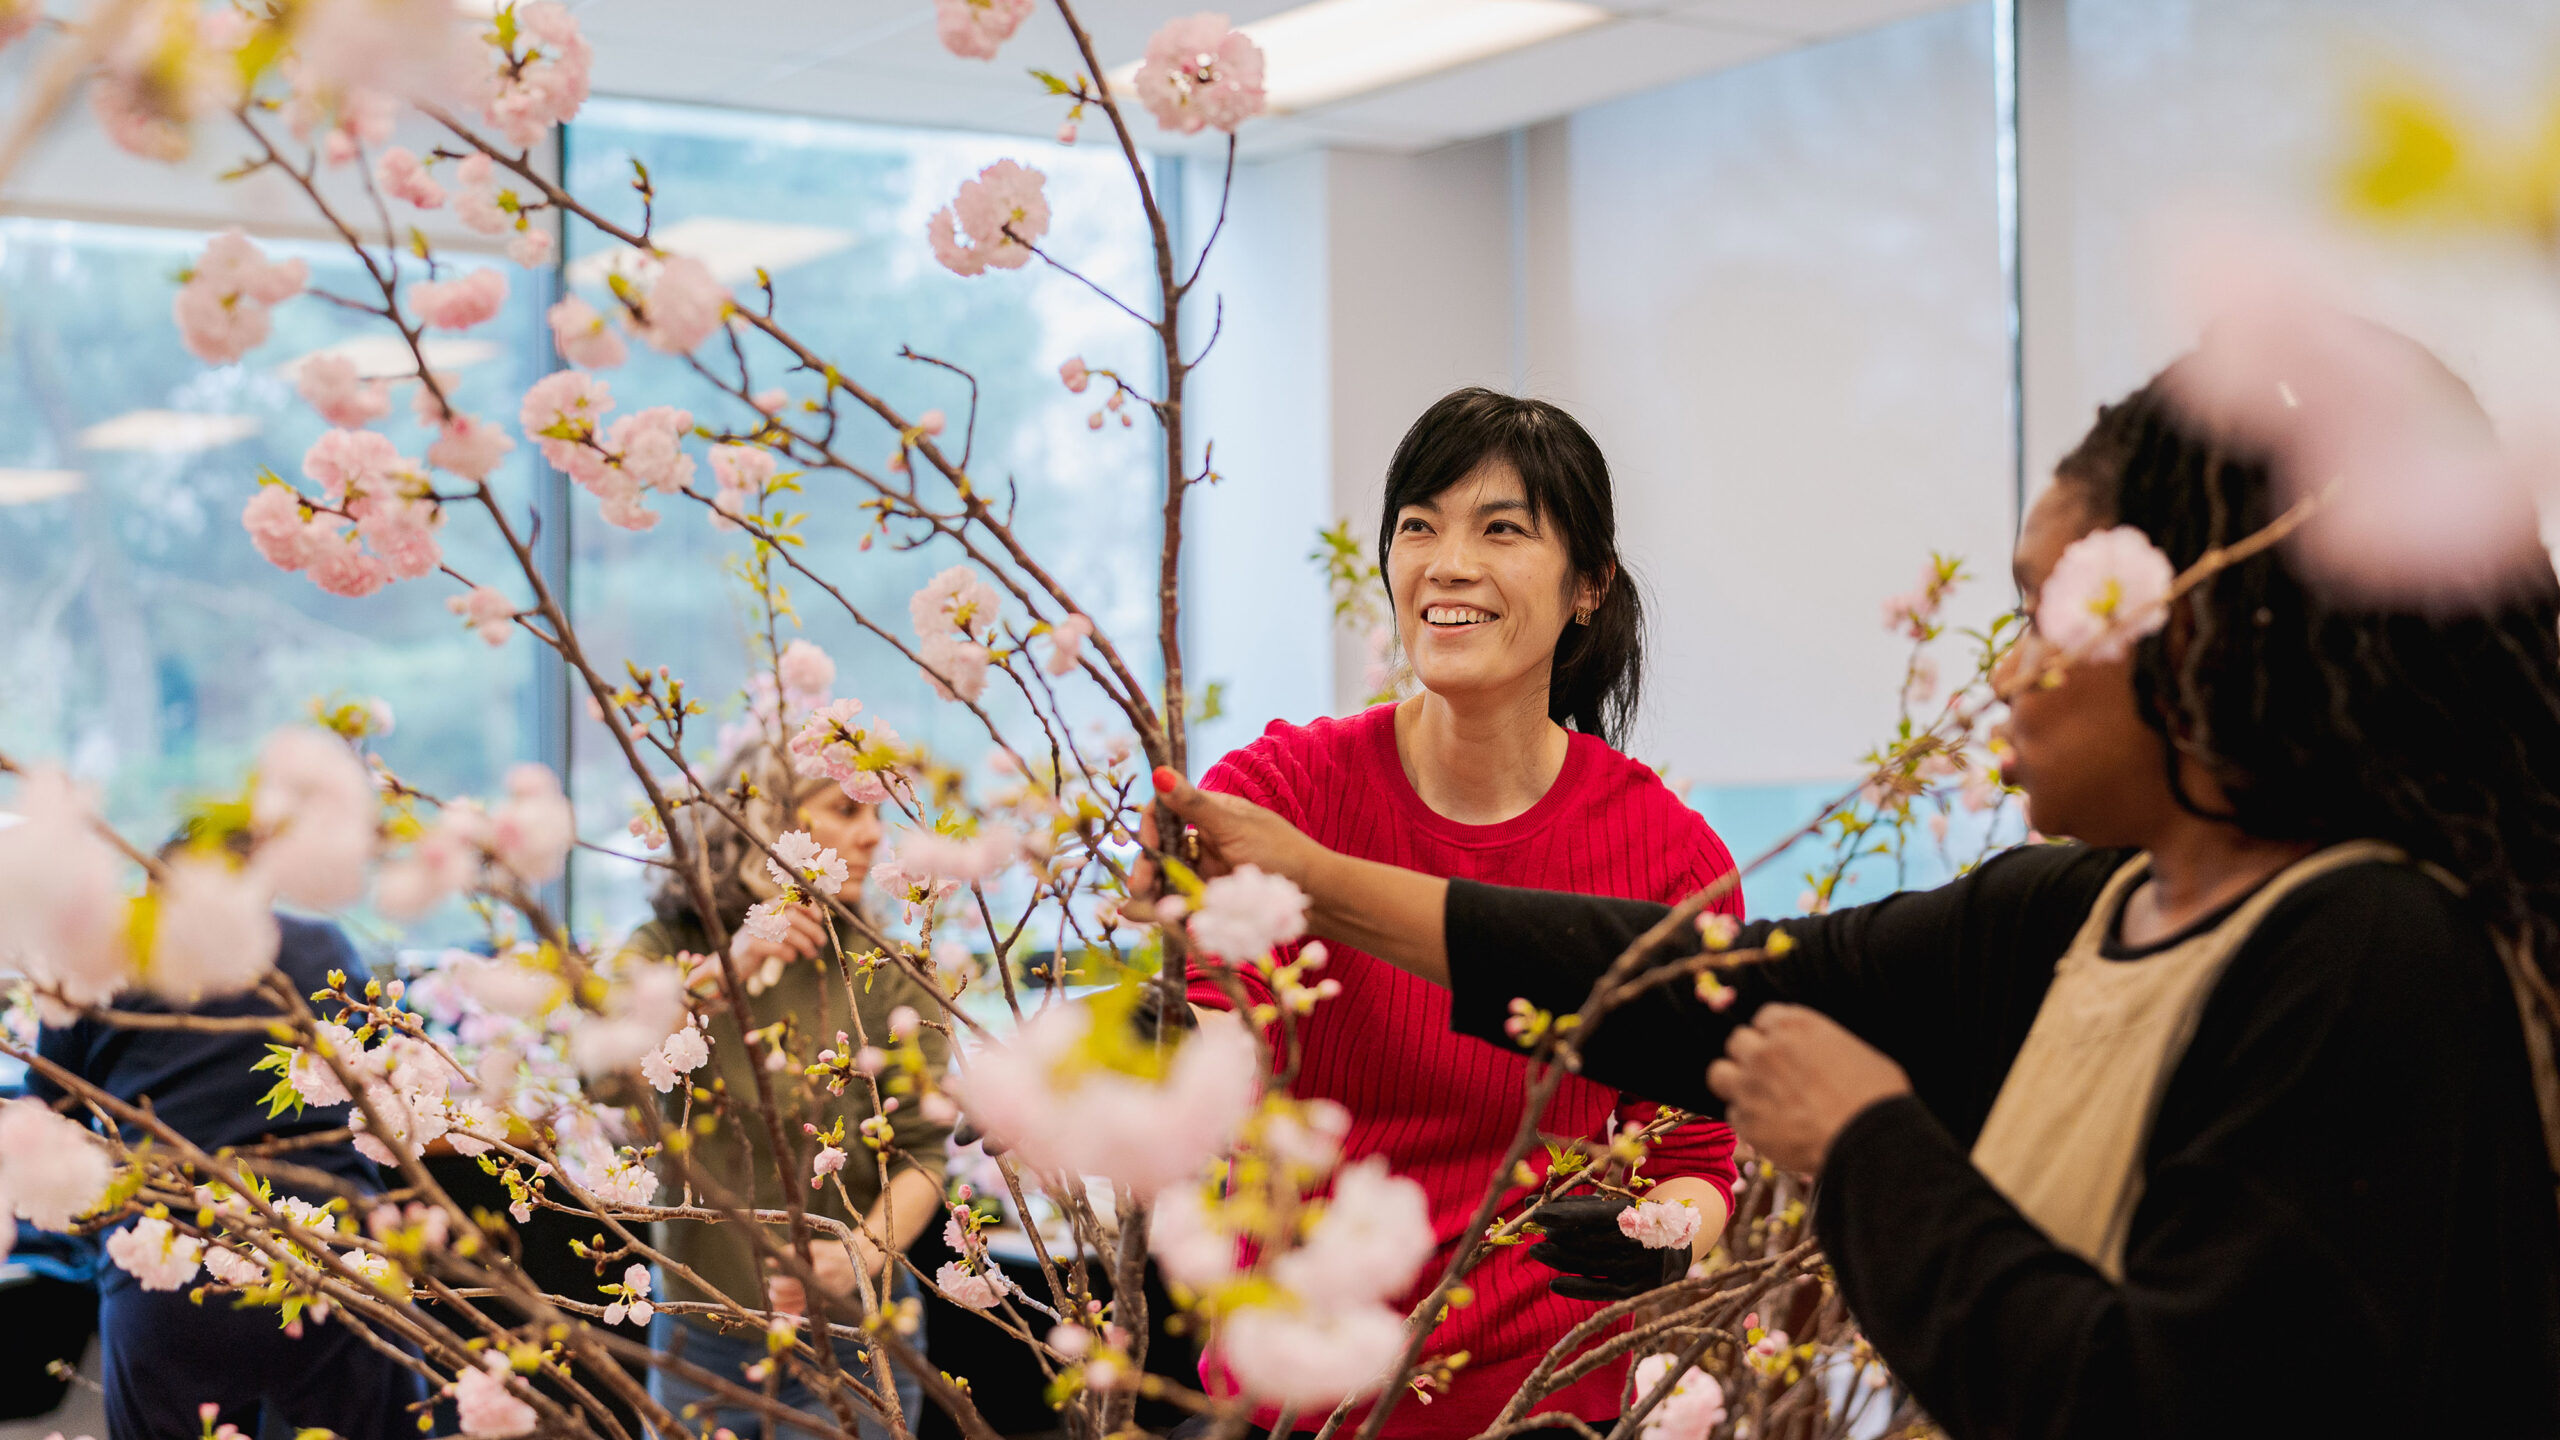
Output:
[1182, 389, 1744, 1435]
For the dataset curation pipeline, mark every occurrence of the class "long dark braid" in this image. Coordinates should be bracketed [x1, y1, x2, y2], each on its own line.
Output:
[2055, 370, 2560, 999]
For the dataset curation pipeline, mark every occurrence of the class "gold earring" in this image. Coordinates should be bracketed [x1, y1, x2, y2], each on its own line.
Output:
[1573, 608, 1592, 626]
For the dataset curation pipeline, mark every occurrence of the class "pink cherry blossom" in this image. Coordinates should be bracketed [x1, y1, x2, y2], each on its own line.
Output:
[453, 1354, 537, 1438]
[1042, 614, 1092, 676]
[947, 1003, 1257, 1199]
[2162, 265, 2548, 609]
[1149, 1182, 1239, 1290]
[1057, 121, 1077, 145]
[375, 147, 445, 208]
[740, 899, 793, 945]
[519, 370, 614, 473]
[912, 565, 1003, 641]
[507, 229, 553, 269]
[940, 160, 1049, 273]
[302, 427, 404, 503]
[241, 486, 330, 572]
[1616, 1196, 1701, 1251]
[297, 354, 392, 428]
[918, 635, 991, 704]
[488, 764, 573, 884]
[927, 209, 987, 278]
[933, 0, 1035, 59]
[810, 1144, 847, 1188]
[1059, 355, 1091, 393]
[767, 829, 850, 896]
[92, 1, 242, 161]
[448, 586, 515, 646]
[626, 255, 729, 355]
[479, 0, 592, 151]
[172, 231, 308, 365]
[426, 410, 515, 482]
[547, 296, 626, 369]
[0, 1097, 114, 1231]
[287, 0, 471, 105]
[106, 1217, 205, 1291]
[451, 153, 512, 235]
[1219, 1301, 1404, 1408]
[708, 443, 775, 529]
[777, 639, 835, 707]
[1133, 14, 1267, 136]
[281, 66, 397, 167]
[1631, 1354, 1728, 1440]
[752, 388, 789, 415]
[0, 2, 36, 50]
[2035, 525, 2174, 664]
[142, 856, 281, 1003]
[248, 727, 378, 911]
[936, 1258, 1015, 1310]
[1271, 1158, 1432, 1304]
[790, 700, 904, 806]
[889, 824, 1020, 885]
[410, 269, 508, 331]
[1187, 864, 1308, 962]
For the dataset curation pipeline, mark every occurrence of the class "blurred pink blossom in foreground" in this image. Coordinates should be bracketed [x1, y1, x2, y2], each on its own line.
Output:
[949, 1003, 1257, 1198]
[2162, 226, 2548, 610]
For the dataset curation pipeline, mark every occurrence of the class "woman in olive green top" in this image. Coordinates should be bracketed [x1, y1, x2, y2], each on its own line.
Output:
[621, 739, 954, 1439]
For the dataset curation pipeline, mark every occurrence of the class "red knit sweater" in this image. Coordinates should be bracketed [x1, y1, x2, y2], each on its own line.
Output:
[1187, 704, 1744, 1433]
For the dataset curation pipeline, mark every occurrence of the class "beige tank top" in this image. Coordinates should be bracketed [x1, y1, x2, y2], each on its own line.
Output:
[1969, 841, 2403, 1280]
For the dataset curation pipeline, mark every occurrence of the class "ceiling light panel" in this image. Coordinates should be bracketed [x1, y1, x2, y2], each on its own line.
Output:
[0, 469, 84, 504]
[1111, 0, 1614, 116]
[566, 216, 859, 289]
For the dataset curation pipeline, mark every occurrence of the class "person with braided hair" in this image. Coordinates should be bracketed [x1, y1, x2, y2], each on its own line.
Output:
[1150, 354, 2560, 1438]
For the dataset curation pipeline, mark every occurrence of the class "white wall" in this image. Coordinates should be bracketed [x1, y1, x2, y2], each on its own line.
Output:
[2016, 0, 2560, 489]
[1523, 4, 2014, 783]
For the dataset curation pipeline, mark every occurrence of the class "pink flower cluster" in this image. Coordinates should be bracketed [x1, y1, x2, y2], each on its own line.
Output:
[933, 0, 1035, 59]
[0, 770, 136, 1018]
[621, 254, 730, 355]
[2036, 525, 2173, 664]
[708, 444, 776, 530]
[174, 230, 308, 365]
[1043, 614, 1092, 676]
[889, 823, 1022, 886]
[451, 153, 514, 236]
[1616, 1195, 1701, 1250]
[106, 1216, 206, 1291]
[280, 60, 396, 167]
[410, 268, 508, 332]
[928, 161, 1051, 277]
[242, 430, 442, 599]
[947, 1002, 1258, 1199]
[790, 699, 906, 805]
[777, 639, 835, 710]
[0, 1098, 115, 1258]
[452, 1354, 537, 1438]
[547, 295, 627, 370]
[518, 373, 697, 531]
[1187, 864, 1308, 962]
[767, 829, 851, 896]
[910, 565, 1003, 702]
[376, 147, 445, 209]
[1132, 14, 1267, 136]
[92, 1, 242, 162]
[373, 764, 574, 919]
[296, 354, 391, 429]
[477, 0, 592, 151]
[1630, 1354, 1728, 1440]
[447, 586, 515, 646]
[638, 1017, 710, 1093]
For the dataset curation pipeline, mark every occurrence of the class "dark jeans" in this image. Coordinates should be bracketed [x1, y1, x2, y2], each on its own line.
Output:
[647, 1269, 924, 1440]
[100, 1281, 426, 1440]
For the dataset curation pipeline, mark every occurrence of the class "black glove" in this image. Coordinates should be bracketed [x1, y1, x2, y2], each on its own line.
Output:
[1526, 1196, 1690, 1302]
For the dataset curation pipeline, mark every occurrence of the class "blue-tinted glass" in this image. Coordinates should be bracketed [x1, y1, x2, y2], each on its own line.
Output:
[0, 218, 547, 948]
[559, 102, 1165, 938]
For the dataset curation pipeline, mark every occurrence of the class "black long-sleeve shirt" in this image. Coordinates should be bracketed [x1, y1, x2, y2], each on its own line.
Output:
[1444, 843, 2560, 1439]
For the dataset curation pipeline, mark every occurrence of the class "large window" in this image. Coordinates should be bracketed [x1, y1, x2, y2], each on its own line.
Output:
[0, 219, 547, 945]
[0, 106, 1164, 951]
[559, 102, 1165, 937]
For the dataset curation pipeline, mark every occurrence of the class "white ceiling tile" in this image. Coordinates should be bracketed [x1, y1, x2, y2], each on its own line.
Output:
[579, 0, 1954, 152]
[1311, 16, 1792, 139]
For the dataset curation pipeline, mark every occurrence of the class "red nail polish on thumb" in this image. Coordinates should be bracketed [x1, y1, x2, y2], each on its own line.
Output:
[1153, 766, 1180, 793]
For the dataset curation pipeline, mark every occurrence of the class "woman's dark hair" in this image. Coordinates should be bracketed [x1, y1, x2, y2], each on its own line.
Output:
[1377, 388, 1645, 747]
[2053, 359, 2560, 980]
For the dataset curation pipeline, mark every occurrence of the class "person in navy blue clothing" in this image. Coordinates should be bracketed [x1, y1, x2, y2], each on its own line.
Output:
[29, 912, 428, 1440]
